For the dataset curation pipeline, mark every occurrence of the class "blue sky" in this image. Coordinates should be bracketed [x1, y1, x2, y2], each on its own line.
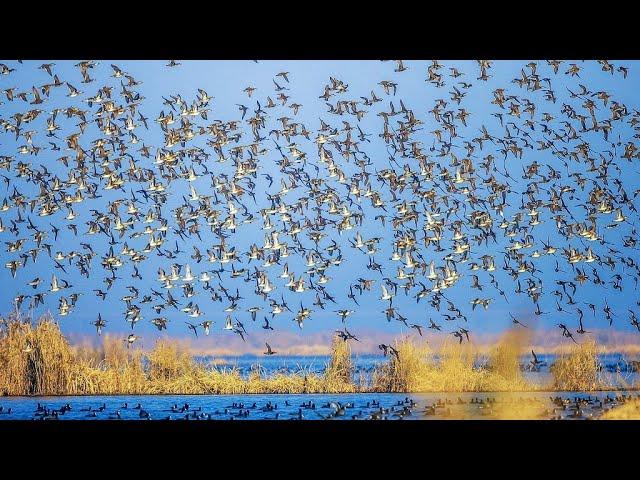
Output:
[1, 59, 639, 346]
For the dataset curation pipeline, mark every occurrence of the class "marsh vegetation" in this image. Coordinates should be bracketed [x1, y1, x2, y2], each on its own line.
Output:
[0, 313, 634, 396]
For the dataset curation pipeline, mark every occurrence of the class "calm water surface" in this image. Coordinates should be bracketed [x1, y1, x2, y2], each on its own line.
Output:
[1, 391, 637, 421]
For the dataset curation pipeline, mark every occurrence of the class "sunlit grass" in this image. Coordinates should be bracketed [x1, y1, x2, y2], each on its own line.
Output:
[371, 331, 533, 392]
[0, 311, 77, 395]
[0, 313, 635, 395]
[0, 314, 358, 395]
[600, 397, 640, 419]
[550, 339, 602, 391]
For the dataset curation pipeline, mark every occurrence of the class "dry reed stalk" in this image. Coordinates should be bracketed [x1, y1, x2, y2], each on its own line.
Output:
[550, 339, 601, 391]
[372, 331, 535, 393]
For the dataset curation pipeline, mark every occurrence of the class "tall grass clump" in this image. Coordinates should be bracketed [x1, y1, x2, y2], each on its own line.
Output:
[483, 329, 532, 391]
[323, 335, 356, 390]
[147, 340, 196, 382]
[371, 331, 533, 393]
[0, 312, 78, 395]
[371, 337, 432, 392]
[88, 336, 147, 394]
[550, 339, 600, 391]
[145, 339, 210, 394]
[434, 341, 486, 391]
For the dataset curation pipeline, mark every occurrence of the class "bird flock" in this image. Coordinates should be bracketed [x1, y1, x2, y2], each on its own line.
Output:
[1, 59, 640, 353]
[2, 392, 638, 420]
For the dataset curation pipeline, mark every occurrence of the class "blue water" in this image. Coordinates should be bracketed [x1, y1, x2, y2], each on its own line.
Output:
[0, 391, 637, 420]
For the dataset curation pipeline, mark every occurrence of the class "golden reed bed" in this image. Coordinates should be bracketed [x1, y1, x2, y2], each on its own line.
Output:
[0, 313, 636, 396]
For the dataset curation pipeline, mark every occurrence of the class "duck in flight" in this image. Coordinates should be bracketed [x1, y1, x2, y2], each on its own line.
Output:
[0, 58, 638, 354]
[264, 342, 277, 355]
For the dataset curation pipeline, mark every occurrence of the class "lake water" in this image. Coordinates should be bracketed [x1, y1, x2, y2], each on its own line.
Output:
[0, 391, 638, 420]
